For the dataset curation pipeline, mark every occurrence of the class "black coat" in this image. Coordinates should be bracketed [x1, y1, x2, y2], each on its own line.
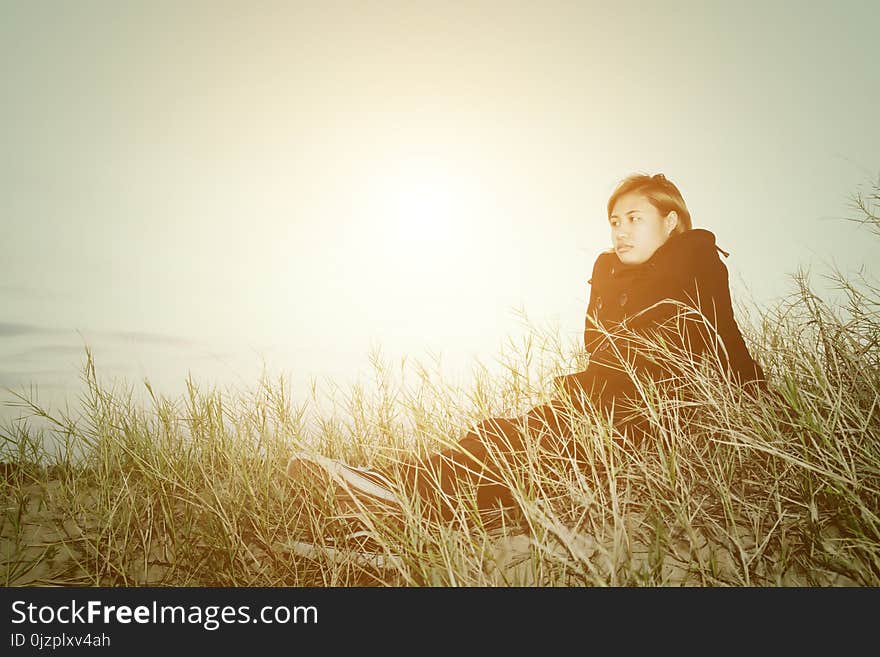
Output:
[559, 228, 766, 410]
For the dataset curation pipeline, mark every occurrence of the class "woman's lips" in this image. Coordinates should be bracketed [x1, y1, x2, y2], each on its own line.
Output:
[617, 245, 633, 252]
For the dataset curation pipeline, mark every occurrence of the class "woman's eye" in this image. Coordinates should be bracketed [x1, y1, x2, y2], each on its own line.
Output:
[632, 216, 641, 222]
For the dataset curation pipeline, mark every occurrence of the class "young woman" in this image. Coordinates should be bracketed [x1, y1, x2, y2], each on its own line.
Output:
[287, 173, 767, 524]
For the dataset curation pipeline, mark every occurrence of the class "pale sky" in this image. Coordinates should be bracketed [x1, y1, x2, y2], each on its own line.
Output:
[2, 1, 879, 430]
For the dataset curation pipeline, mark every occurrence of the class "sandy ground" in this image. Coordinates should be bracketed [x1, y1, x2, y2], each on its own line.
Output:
[3, 479, 94, 585]
[2, 475, 861, 587]
[3, 476, 193, 585]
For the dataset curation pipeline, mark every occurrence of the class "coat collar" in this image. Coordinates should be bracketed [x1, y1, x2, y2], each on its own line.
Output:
[644, 228, 718, 263]
[606, 228, 726, 275]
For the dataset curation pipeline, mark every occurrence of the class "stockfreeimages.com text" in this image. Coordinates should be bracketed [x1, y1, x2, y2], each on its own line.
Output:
[11, 600, 317, 631]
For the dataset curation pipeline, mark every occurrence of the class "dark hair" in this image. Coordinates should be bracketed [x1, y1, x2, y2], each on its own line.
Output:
[607, 173, 692, 234]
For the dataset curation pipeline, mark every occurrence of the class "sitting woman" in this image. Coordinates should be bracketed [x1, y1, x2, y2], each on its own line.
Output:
[287, 173, 767, 524]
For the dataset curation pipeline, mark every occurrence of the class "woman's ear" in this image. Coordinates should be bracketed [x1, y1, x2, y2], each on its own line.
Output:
[664, 211, 679, 235]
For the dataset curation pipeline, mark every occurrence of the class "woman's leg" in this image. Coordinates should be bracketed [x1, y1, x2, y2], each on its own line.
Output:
[386, 416, 517, 521]
[390, 398, 589, 521]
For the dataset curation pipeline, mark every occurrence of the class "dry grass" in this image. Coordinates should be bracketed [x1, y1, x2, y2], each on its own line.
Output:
[3, 181, 879, 587]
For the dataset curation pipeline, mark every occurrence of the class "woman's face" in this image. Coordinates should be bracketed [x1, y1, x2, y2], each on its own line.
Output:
[608, 192, 678, 265]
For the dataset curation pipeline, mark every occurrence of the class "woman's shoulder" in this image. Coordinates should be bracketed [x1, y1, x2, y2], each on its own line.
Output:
[654, 229, 728, 271]
[663, 228, 719, 256]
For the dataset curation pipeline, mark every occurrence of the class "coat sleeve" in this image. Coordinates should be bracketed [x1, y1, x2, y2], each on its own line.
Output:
[554, 254, 637, 409]
[583, 254, 608, 353]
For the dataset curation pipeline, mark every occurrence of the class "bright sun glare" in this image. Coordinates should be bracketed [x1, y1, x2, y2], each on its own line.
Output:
[366, 159, 481, 275]
[389, 178, 456, 242]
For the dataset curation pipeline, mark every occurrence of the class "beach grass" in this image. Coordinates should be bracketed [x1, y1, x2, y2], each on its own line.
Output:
[2, 183, 879, 587]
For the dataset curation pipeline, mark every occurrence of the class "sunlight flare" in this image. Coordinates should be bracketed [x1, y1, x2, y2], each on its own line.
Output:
[366, 157, 480, 274]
